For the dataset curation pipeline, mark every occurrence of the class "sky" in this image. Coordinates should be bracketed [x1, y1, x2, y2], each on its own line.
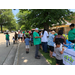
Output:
[12, 9, 75, 20]
[12, 9, 19, 20]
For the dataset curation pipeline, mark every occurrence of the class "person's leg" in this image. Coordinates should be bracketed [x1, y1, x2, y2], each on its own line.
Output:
[26, 46, 28, 53]
[50, 51, 54, 58]
[40, 44, 43, 50]
[21, 37, 22, 42]
[35, 45, 39, 58]
[44, 42, 48, 53]
[27, 45, 29, 53]
[9, 40, 10, 45]
[42, 42, 44, 52]
[56, 59, 59, 65]
[60, 60, 63, 65]
[50, 46, 54, 58]
[6, 40, 8, 47]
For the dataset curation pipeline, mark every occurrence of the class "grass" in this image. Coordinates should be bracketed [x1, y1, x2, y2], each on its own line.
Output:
[39, 49, 56, 65]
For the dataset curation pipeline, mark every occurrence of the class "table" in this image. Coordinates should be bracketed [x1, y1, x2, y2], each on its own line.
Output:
[53, 48, 75, 65]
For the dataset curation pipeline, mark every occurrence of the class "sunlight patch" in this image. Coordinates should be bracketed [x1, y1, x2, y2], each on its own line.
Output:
[23, 59, 28, 63]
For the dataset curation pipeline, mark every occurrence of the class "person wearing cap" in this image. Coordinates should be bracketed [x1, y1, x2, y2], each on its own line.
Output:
[68, 23, 75, 43]
[33, 28, 42, 59]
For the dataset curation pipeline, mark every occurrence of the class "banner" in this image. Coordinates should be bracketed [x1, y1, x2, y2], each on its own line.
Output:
[53, 48, 75, 65]
[63, 49, 75, 65]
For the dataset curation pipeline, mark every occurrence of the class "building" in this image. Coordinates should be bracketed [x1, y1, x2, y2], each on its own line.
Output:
[49, 21, 72, 34]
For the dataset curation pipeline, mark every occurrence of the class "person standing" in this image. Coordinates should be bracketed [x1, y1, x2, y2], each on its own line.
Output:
[18, 31, 20, 41]
[53, 30, 66, 44]
[41, 29, 49, 53]
[68, 23, 75, 43]
[22, 33, 25, 42]
[54, 40, 64, 65]
[15, 32, 18, 43]
[48, 31, 55, 58]
[33, 28, 42, 59]
[20, 32, 23, 42]
[5, 32, 10, 47]
[25, 35, 30, 53]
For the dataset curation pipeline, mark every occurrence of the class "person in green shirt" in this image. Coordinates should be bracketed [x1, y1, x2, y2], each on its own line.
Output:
[68, 23, 75, 43]
[22, 31, 25, 34]
[25, 31, 29, 37]
[6, 32, 10, 47]
[33, 28, 42, 59]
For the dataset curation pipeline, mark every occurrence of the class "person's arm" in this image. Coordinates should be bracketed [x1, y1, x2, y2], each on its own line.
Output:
[46, 31, 49, 38]
[60, 47, 64, 54]
[64, 38, 66, 44]
[53, 36, 56, 42]
[34, 32, 42, 38]
[62, 36, 66, 44]
[35, 36, 42, 38]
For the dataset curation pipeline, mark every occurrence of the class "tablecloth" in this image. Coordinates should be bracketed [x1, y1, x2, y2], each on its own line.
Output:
[52, 48, 75, 65]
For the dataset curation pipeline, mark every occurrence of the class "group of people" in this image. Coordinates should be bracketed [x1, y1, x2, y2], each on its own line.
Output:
[33, 23, 75, 65]
[5, 23, 75, 65]
[32, 28, 66, 65]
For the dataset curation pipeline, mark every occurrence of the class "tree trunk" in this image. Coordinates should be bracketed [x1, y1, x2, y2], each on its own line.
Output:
[1, 25, 2, 33]
[44, 23, 49, 31]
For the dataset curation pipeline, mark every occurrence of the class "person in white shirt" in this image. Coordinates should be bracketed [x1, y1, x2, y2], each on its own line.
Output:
[41, 29, 49, 53]
[12, 36, 15, 44]
[20, 32, 23, 42]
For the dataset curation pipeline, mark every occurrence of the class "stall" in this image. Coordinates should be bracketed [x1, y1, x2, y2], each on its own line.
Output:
[53, 40, 75, 65]
[53, 48, 75, 65]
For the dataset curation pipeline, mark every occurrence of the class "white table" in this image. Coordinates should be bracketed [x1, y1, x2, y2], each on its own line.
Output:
[53, 48, 75, 65]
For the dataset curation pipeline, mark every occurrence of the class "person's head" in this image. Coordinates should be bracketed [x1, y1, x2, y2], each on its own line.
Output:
[49, 30, 52, 32]
[35, 28, 39, 32]
[51, 31, 55, 35]
[26, 35, 28, 38]
[55, 40, 61, 47]
[15, 32, 16, 34]
[42, 28, 46, 35]
[70, 23, 75, 30]
[58, 30, 63, 35]
[6, 32, 8, 35]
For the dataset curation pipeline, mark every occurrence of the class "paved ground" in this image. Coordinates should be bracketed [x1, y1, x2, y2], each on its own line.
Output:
[0, 33, 15, 65]
[0, 33, 50, 65]
[18, 42, 50, 65]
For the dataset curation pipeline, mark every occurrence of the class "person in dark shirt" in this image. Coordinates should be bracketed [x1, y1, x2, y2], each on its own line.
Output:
[15, 32, 18, 43]
[53, 30, 66, 44]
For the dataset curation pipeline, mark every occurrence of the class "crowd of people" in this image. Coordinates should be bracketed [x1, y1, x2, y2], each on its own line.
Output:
[5, 23, 75, 65]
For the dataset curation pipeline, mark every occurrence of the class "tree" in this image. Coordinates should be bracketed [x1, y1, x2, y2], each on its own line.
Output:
[16, 10, 31, 30]
[0, 9, 17, 32]
[19, 9, 74, 31]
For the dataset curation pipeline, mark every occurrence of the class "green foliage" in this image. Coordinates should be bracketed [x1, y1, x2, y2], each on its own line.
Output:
[19, 9, 74, 31]
[0, 9, 18, 31]
[16, 10, 31, 30]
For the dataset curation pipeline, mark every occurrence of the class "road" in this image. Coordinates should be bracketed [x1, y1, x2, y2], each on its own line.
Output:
[0, 33, 15, 65]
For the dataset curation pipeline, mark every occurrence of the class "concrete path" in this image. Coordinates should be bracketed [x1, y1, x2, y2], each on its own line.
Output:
[3, 44, 18, 65]
[17, 42, 50, 65]
[0, 33, 15, 65]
